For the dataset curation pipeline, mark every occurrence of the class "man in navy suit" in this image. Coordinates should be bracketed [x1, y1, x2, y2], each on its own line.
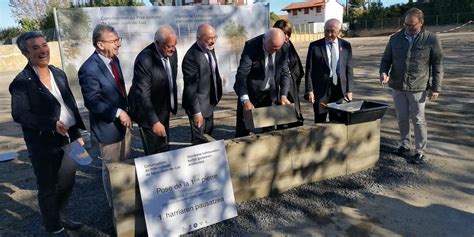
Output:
[10, 31, 86, 235]
[78, 24, 131, 207]
[305, 18, 354, 123]
[182, 23, 223, 144]
[233, 28, 291, 138]
[128, 25, 178, 154]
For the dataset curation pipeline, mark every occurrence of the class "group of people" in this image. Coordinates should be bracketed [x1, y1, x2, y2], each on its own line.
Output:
[9, 7, 442, 236]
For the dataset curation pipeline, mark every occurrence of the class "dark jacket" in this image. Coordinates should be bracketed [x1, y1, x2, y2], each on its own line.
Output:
[305, 37, 354, 100]
[182, 42, 222, 118]
[10, 64, 85, 146]
[380, 29, 443, 92]
[128, 43, 178, 128]
[78, 51, 128, 144]
[233, 34, 290, 104]
[286, 41, 304, 120]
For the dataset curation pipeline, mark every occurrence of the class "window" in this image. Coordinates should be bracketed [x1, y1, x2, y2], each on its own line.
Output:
[304, 8, 309, 14]
[316, 6, 321, 13]
[293, 10, 298, 16]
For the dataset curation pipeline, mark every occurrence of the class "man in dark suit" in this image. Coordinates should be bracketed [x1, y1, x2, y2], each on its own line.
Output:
[78, 24, 131, 207]
[182, 23, 223, 144]
[10, 31, 86, 236]
[305, 18, 354, 123]
[128, 25, 178, 154]
[233, 28, 291, 138]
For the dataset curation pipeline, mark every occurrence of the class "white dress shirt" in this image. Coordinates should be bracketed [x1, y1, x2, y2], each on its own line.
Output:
[240, 46, 276, 103]
[34, 66, 76, 128]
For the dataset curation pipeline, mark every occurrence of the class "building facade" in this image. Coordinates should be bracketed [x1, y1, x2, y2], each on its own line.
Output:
[282, 0, 343, 33]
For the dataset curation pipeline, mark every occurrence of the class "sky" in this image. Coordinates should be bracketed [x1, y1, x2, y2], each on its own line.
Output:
[0, 0, 406, 29]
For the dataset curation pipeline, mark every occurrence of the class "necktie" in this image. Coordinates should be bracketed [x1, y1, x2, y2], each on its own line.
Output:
[163, 57, 174, 110]
[261, 53, 274, 91]
[330, 43, 338, 85]
[206, 50, 219, 104]
[110, 60, 126, 97]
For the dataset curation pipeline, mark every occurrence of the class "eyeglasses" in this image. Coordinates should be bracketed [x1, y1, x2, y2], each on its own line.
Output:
[404, 22, 420, 27]
[100, 37, 122, 45]
[200, 35, 218, 41]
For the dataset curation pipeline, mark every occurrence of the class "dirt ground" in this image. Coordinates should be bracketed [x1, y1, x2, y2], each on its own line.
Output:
[0, 32, 473, 236]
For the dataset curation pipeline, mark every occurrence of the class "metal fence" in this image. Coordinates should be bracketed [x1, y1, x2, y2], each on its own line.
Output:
[353, 12, 474, 31]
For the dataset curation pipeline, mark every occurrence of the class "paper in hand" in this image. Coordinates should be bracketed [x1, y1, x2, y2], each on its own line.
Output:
[0, 152, 17, 162]
[62, 140, 92, 165]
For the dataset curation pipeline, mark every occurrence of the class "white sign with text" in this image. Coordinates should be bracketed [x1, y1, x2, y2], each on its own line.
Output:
[135, 140, 237, 236]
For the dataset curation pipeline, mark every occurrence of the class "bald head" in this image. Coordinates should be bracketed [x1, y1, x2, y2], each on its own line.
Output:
[324, 18, 342, 30]
[154, 25, 177, 57]
[196, 23, 217, 50]
[263, 28, 285, 54]
[324, 18, 341, 43]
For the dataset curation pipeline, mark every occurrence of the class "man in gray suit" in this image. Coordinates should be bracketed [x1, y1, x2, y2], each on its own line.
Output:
[182, 23, 223, 144]
[233, 28, 291, 138]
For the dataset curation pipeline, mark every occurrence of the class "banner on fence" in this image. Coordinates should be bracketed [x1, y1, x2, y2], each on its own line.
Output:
[55, 5, 269, 96]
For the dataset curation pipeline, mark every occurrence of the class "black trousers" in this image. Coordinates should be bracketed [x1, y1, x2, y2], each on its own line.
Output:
[26, 131, 76, 232]
[139, 114, 170, 155]
[313, 80, 343, 123]
[188, 114, 214, 145]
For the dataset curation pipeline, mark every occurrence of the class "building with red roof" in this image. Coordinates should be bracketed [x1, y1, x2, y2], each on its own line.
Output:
[282, 0, 343, 33]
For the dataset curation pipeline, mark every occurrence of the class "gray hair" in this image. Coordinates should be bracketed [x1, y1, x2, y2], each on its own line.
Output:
[92, 23, 116, 48]
[16, 31, 45, 54]
[405, 7, 424, 23]
[196, 23, 214, 38]
[324, 18, 342, 30]
[154, 25, 176, 44]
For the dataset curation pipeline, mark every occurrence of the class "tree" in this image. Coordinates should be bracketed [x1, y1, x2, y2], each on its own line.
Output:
[432, 0, 474, 15]
[349, 0, 365, 8]
[270, 12, 280, 26]
[0, 26, 22, 44]
[9, 0, 72, 25]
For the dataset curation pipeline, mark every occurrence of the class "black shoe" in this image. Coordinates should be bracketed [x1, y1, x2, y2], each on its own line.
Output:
[61, 219, 83, 230]
[393, 146, 410, 156]
[409, 154, 425, 164]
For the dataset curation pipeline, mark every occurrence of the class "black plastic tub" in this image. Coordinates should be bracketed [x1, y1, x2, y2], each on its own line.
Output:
[328, 101, 388, 125]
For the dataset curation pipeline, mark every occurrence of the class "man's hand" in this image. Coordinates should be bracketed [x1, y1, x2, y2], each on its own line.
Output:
[56, 120, 68, 136]
[307, 92, 315, 104]
[193, 113, 204, 128]
[281, 96, 291, 105]
[77, 137, 85, 146]
[243, 100, 254, 111]
[152, 122, 167, 137]
[380, 73, 389, 84]
[429, 91, 440, 101]
[344, 92, 353, 102]
[119, 111, 132, 128]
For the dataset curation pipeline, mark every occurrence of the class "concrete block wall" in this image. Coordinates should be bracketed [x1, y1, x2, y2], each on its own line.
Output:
[107, 160, 146, 237]
[107, 119, 381, 236]
[227, 120, 380, 202]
